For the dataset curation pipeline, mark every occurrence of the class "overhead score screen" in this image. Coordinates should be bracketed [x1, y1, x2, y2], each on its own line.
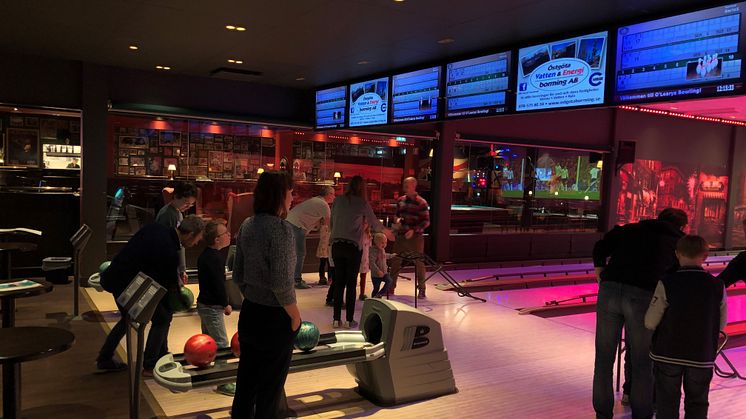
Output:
[315, 86, 347, 129]
[445, 52, 511, 118]
[615, 3, 746, 102]
[391, 66, 441, 123]
[516, 31, 608, 111]
[349, 77, 389, 127]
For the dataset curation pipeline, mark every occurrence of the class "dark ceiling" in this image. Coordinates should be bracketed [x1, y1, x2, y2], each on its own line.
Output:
[0, 0, 718, 89]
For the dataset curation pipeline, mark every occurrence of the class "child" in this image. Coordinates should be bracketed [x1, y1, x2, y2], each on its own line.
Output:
[358, 220, 372, 300]
[197, 220, 235, 396]
[317, 221, 330, 285]
[644, 235, 727, 419]
[369, 232, 395, 298]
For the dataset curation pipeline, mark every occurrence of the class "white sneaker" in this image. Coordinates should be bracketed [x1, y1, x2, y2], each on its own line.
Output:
[332, 320, 341, 329]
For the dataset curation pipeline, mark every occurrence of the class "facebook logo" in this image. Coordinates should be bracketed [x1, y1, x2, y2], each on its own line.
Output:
[519, 83, 528, 91]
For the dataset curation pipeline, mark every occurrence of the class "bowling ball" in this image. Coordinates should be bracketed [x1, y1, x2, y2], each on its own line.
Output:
[166, 287, 194, 312]
[99, 261, 111, 274]
[293, 321, 320, 352]
[184, 334, 217, 367]
[230, 332, 240, 357]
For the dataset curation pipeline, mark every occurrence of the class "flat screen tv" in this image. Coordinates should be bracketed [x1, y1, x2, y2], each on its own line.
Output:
[315, 86, 347, 129]
[391, 66, 441, 123]
[349, 77, 389, 127]
[445, 52, 511, 118]
[516, 31, 608, 112]
[615, 3, 746, 102]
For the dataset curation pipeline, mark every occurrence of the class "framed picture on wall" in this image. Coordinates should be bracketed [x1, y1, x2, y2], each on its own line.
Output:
[40, 119, 58, 140]
[117, 165, 129, 175]
[147, 157, 162, 176]
[118, 149, 130, 157]
[118, 157, 129, 166]
[129, 156, 145, 167]
[163, 148, 173, 156]
[209, 151, 223, 172]
[119, 135, 148, 149]
[134, 167, 146, 176]
[198, 158, 208, 166]
[159, 131, 182, 147]
[6, 128, 39, 166]
[23, 117, 39, 128]
[9, 116, 24, 127]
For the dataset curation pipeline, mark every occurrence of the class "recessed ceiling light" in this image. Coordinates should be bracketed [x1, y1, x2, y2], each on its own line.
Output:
[156, 65, 163, 69]
[225, 25, 236, 30]
[235, 26, 246, 31]
[228, 59, 235, 63]
[156, 65, 171, 70]
[163, 66, 171, 70]
[670, 106, 678, 110]
[357, 60, 370, 65]
[296, 76, 305, 81]
[394, 0, 405, 2]
[128, 45, 139, 50]
[437, 37, 455, 44]
[731, 116, 737, 119]
[12, 107, 18, 111]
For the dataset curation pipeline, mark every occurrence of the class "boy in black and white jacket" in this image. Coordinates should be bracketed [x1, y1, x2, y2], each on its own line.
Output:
[645, 235, 728, 419]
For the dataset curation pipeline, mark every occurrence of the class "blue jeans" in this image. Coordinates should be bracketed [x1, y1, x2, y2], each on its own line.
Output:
[654, 361, 712, 419]
[593, 281, 654, 419]
[372, 273, 392, 297]
[291, 225, 306, 283]
[198, 303, 229, 348]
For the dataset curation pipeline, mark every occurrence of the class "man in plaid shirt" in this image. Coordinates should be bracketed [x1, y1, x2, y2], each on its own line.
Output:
[389, 177, 430, 298]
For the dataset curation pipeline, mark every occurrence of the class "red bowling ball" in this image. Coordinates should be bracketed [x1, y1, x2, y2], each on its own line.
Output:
[183, 334, 217, 367]
[230, 332, 240, 357]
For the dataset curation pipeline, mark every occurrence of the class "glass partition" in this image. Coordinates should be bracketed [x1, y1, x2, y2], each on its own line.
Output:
[451, 140, 603, 234]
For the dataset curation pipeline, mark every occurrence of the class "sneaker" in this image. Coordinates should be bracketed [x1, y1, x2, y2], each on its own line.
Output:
[295, 280, 311, 289]
[318, 277, 328, 285]
[332, 320, 342, 329]
[359, 294, 367, 301]
[325, 300, 334, 307]
[346, 320, 359, 329]
[217, 383, 236, 396]
[621, 393, 630, 406]
[96, 358, 127, 373]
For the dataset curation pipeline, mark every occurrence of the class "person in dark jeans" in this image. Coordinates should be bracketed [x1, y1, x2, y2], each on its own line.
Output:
[645, 235, 727, 419]
[97, 215, 205, 372]
[718, 219, 746, 288]
[592, 208, 688, 419]
[329, 176, 394, 329]
[231, 172, 301, 419]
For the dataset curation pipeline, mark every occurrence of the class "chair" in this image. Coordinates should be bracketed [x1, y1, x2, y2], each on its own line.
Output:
[227, 192, 254, 239]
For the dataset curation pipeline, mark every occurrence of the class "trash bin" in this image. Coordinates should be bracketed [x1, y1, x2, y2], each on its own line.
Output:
[42, 257, 73, 284]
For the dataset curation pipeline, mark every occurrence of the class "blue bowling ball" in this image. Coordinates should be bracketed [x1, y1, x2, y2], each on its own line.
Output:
[294, 321, 320, 352]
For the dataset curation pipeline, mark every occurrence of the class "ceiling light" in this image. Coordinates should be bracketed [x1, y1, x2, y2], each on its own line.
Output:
[228, 59, 235, 63]
[357, 60, 370, 65]
[731, 116, 737, 119]
[670, 106, 678, 110]
[12, 107, 18, 111]
[235, 60, 243, 64]
[156, 65, 171, 70]
[156, 65, 163, 69]
[163, 66, 171, 70]
[225, 25, 236, 30]
[295, 76, 305, 81]
[394, 0, 405, 2]
[235, 26, 246, 31]
[128, 45, 139, 50]
[437, 37, 455, 44]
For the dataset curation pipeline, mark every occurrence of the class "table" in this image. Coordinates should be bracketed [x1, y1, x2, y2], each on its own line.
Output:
[0, 243, 37, 280]
[0, 327, 75, 419]
[0, 280, 53, 328]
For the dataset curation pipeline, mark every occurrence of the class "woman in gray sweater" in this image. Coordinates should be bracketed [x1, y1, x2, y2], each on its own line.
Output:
[231, 171, 301, 419]
[330, 176, 394, 328]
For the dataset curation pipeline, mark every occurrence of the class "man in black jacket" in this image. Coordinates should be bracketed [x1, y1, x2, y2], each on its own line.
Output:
[96, 215, 204, 372]
[592, 208, 688, 419]
[718, 219, 746, 288]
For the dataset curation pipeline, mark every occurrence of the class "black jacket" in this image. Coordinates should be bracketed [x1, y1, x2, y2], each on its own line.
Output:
[718, 250, 746, 287]
[593, 219, 684, 292]
[197, 247, 228, 307]
[100, 223, 181, 296]
[647, 268, 726, 367]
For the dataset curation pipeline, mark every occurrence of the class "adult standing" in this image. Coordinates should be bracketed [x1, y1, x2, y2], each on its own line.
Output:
[388, 177, 430, 298]
[330, 176, 393, 328]
[591, 208, 688, 419]
[96, 215, 205, 372]
[718, 219, 746, 288]
[287, 186, 335, 289]
[156, 181, 199, 282]
[231, 172, 301, 419]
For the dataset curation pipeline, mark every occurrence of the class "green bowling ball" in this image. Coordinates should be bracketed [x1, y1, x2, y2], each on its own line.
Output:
[99, 261, 111, 274]
[167, 286, 194, 312]
[293, 321, 320, 352]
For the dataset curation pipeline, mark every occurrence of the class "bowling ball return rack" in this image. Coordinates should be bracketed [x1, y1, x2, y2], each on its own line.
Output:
[154, 330, 384, 392]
